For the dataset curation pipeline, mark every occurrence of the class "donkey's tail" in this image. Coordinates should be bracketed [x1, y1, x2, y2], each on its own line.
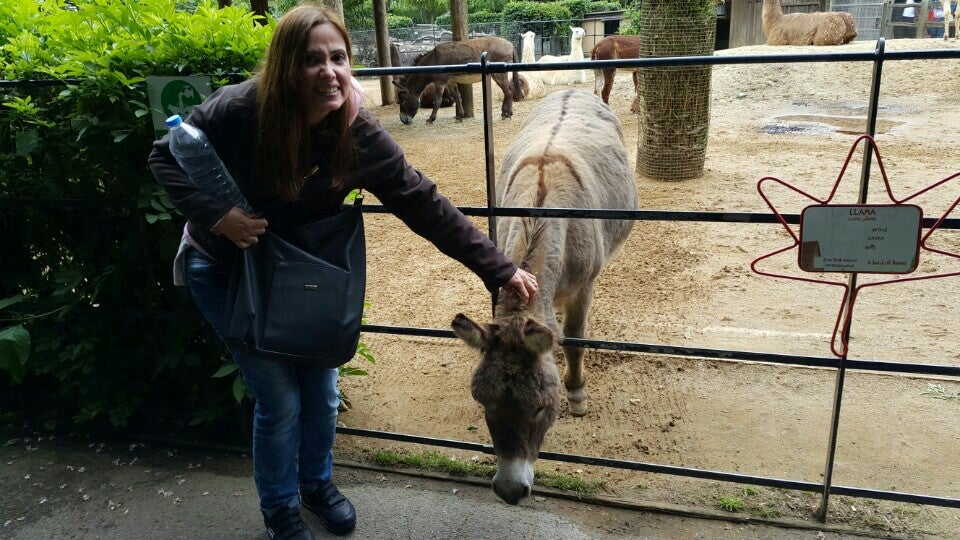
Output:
[590, 48, 603, 96]
[511, 49, 525, 101]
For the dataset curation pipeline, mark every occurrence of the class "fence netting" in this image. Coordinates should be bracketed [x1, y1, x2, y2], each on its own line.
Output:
[635, 6, 716, 181]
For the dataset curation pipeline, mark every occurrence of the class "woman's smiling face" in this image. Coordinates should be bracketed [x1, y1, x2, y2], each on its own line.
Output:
[300, 22, 352, 127]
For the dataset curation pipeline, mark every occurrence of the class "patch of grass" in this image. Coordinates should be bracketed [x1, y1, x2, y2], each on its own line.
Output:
[741, 486, 759, 497]
[367, 450, 604, 496]
[536, 471, 605, 496]
[717, 495, 744, 512]
[859, 514, 892, 531]
[369, 450, 496, 478]
[747, 502, 781, 519]
[893, 505, 921, 517]
[921, 383, 960, 401]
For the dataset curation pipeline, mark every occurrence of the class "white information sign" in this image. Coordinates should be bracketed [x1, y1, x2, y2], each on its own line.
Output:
[798, 204, 922, 274]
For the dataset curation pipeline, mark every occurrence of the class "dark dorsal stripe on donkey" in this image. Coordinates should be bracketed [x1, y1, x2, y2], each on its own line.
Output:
[392, 36, 522, 124]
[452, 89, 637, 505]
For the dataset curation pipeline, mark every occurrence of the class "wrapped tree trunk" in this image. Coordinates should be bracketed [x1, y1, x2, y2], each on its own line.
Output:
[636, 1, 717, 180]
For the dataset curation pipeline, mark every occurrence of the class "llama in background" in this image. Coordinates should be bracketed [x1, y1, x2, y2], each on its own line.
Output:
[520, 30, 537, 63]
[591, 35, 641, 112]
[566, 27, 588, 84]
[762, 0, 858, 45]
[519, 31, 547, 99]
[944, 1, 959, 41]
[538, 27, 587, 85]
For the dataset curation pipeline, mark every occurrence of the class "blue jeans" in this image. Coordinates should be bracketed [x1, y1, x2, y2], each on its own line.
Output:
[185, 248, 340, 511]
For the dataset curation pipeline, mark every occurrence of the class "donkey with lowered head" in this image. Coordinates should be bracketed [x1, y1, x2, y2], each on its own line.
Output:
[453, 89, 637, 505]
[393, 36, 522, 124]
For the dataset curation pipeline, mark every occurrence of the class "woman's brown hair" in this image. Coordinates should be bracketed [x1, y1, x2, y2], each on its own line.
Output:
[254, 5, 355, 200]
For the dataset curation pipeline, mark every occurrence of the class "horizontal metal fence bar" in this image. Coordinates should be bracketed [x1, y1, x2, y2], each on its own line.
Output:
[336, 425, 818, 491]
[337, 426, 494, 453]
[0, 79, 79, 88]
[337, 426, 960, 507]
[830, 485, 960, 509]
[5, 200, 956, 229]
[361, 324, 960, 377]
[360, 203, 960, 229]
[363, 324, 453, 339]
[5, 48, 960, 90]
[355, 48, 960, 79]
[0, 198, 135, 209]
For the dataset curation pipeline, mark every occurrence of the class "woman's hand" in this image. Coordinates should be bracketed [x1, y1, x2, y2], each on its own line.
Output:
[503, 268, 539, 305]
[211, 207, 268, 249]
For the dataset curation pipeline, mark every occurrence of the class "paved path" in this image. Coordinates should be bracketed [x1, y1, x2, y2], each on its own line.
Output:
[0, 436, 883, 539]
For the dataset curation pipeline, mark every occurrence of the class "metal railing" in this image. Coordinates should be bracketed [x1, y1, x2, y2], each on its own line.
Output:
[5, 37, 960, 524]
[349, 38, 960, 521]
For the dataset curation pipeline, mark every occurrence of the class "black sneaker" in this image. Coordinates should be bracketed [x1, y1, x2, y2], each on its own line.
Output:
[262, 506, 315, 540]
[301, 481, 357, 535]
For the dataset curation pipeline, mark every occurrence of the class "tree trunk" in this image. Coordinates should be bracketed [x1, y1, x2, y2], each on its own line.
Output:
[217, 0, 232, 7]
[324, 0, 344, 19]
[636, 1, 717, 181]
[244, 0, 267, 25]
[373, 0, 394, 105]
[450, 0, 472, 118]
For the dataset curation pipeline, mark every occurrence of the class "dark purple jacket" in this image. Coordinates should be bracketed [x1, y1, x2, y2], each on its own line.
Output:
[148, 79, 515, 292]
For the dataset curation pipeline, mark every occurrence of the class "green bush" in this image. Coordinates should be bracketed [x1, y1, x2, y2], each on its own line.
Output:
[435, 11, 503, 27]
[503, 1, 573, 37]
[387, 14, 414, 29]
[0, 0, 378, 439]
[561, 0, 623, 19]
[470, 0, 510, 13]
[0, 0, 299, 441]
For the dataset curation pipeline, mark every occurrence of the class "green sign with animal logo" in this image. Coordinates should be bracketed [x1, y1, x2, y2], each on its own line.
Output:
[146, 76, 211, 138]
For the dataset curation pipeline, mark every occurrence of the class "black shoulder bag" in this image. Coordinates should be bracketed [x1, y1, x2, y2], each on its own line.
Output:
[223, 196, 365, 367]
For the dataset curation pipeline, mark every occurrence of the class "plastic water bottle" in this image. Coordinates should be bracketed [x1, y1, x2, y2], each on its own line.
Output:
[165, 114, 254, 213]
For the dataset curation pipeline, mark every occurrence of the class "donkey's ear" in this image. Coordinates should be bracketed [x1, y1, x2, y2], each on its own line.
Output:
[521, 319, 555, 354]
[452, 313, 488, 350]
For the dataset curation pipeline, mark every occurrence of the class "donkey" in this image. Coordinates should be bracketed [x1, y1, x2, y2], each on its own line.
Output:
[453, 89, 637, 505]
[392, 36, 522, 124]
[590, 35, 642, 112]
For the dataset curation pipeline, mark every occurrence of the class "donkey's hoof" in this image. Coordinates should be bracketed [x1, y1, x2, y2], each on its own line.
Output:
[566, 387, 588, 416]
[568, 401, 588, 416]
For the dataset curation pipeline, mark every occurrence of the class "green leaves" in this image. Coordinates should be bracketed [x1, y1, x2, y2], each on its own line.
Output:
[0, 325, 31, 383]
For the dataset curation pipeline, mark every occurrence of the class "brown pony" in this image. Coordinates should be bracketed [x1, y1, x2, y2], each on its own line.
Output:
[392, 36, 522, 124]
[590, 35, 641, 112]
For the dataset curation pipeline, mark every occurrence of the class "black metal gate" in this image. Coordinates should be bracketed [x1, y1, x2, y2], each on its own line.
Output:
[352, 39, 960, 522]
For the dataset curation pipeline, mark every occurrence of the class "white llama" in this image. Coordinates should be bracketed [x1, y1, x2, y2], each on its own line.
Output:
[566, 27, 588, 84]
[538, 27, 587, 86]
[944, 1, 959, 41]
[521, 30, 536, 63]
[519, 31, 547, 99]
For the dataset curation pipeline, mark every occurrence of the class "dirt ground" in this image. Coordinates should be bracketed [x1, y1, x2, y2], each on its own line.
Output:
[336, 38, 960, 538]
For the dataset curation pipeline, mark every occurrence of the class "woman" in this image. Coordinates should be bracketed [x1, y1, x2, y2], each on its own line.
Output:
[148, 5, 538, 539]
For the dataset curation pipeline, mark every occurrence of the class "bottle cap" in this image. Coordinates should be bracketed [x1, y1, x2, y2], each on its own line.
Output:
[165, 115, 183, 128]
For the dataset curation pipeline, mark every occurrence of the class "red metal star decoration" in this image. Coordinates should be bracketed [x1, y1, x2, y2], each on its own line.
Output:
[752, 134, 960, 357]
